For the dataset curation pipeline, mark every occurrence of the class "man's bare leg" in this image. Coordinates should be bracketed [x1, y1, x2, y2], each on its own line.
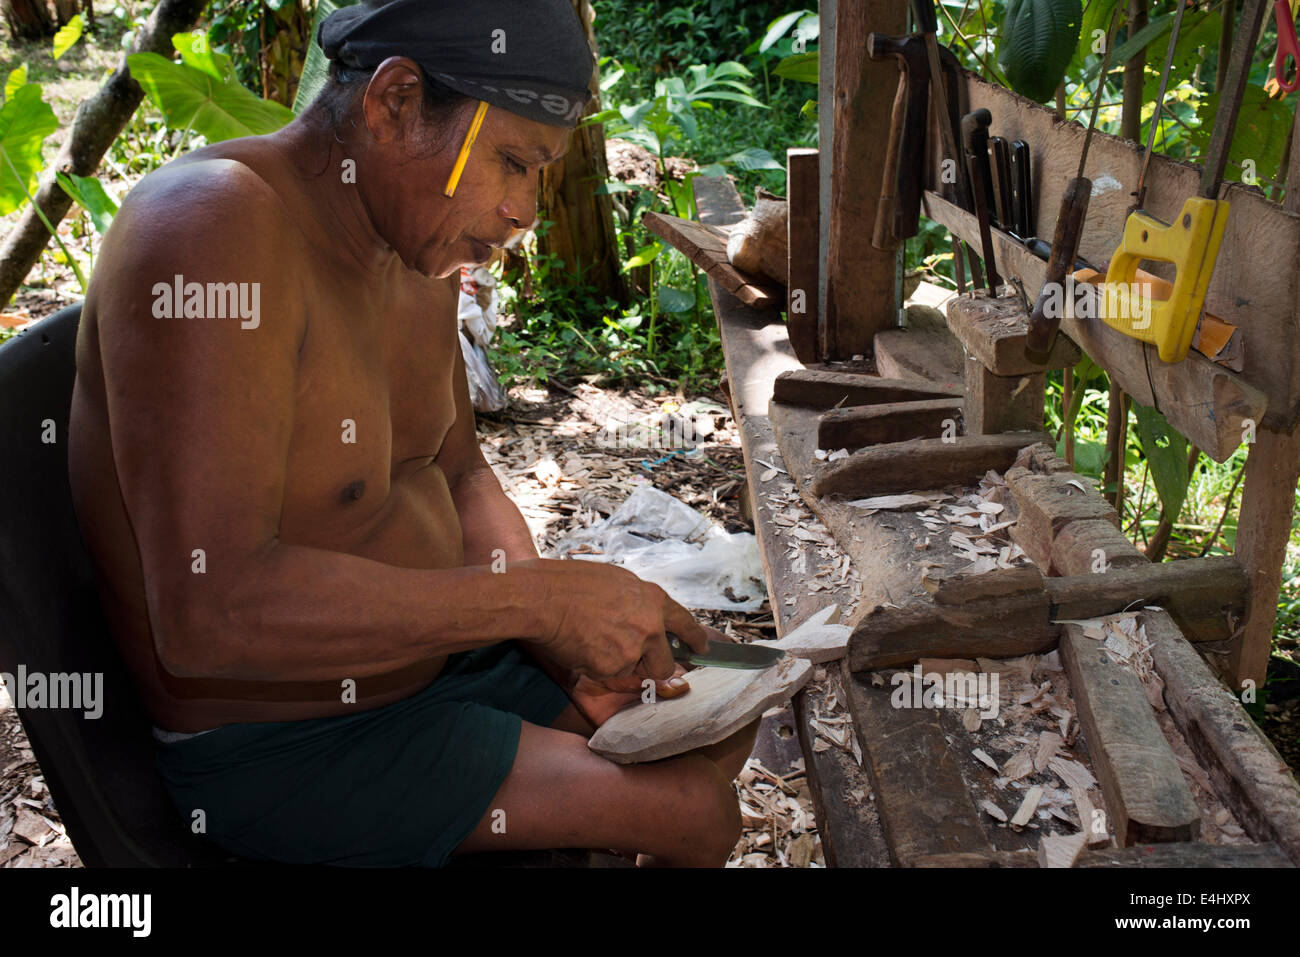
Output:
[451, 720, 742, 866]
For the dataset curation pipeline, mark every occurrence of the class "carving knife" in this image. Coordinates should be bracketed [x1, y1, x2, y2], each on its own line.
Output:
[668, 634, 784, 670]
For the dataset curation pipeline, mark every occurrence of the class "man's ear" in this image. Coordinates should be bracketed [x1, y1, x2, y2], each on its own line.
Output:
[360, 56, 426, 145]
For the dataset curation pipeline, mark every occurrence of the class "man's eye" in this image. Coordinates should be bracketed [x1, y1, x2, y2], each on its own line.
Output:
[502, 154, 527, 175]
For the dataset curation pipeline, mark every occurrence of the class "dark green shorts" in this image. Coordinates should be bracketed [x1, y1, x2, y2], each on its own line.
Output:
[154, 641, 571, 867]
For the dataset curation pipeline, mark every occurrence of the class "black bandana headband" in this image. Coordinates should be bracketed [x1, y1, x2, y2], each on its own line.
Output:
[318, 0, 596, 128]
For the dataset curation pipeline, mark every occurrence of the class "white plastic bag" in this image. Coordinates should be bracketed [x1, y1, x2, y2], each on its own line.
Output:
[556, 485, 767, 611]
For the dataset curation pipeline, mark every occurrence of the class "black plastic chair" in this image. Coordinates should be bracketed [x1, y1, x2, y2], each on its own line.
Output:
[0, 304, 234, 866]
[0, 305, 591, 868]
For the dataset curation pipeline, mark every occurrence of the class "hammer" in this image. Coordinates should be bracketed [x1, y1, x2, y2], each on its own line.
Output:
[868, 33, 929, 250]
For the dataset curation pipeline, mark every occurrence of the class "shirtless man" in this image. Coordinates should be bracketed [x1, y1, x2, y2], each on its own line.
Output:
[67, 0, 754, 867]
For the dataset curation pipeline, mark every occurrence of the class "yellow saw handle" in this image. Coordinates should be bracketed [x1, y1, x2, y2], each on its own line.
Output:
[1101, 196, 1230, 363]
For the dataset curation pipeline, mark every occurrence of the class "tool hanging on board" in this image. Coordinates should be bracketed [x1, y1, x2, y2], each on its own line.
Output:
[867, 35, 960, 249]
[1101, 0, 1269, 365]
[911, 0, 983, 291]
[1010, 140, 1033, 238]
[962, 108, 1003, 291]
[1023, 5, 1123, 362]
[1275, 0, 1300, 93]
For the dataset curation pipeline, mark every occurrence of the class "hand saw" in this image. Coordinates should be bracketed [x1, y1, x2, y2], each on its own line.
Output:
[1101, 0, 1269, 363]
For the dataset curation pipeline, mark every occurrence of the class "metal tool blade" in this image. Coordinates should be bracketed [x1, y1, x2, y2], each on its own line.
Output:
[668, 636, 783, 670]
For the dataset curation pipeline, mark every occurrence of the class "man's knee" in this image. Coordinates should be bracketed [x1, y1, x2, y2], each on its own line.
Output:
[672, 755, 742, 865]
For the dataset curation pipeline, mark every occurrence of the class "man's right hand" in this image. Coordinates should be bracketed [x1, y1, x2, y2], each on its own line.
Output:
[522, 558, 709, 681]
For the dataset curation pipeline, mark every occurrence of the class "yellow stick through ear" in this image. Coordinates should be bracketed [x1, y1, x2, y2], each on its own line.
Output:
[443, 100, 490, 197]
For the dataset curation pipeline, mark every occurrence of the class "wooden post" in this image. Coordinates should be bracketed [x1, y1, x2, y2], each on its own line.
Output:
[787, 148, 820, 365]
[1229, 109, 1300, 691]
[819, 0, 905, 359]
[1229, 422, 1300, 691]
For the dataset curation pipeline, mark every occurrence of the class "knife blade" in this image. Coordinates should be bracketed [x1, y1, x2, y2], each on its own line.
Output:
[667, 635, 784, 670]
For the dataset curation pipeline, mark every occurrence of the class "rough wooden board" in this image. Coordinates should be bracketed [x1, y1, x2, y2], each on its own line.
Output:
[849, 592, 1058, 670]
[792, 672, 892, 867]
[842, 666, 995, 866]
[642, 211, 779, 308]
[1051, 519, 1148, 576]
[848, 557, 1245, 670]
[1075, 842, 1294, 868]
[697, 171, 892, 868]
[873, 303, 965, 391]
[773, 369, 960, 409]
[923, 564, 1044, 604]
[819, 397, 964, 450]
[1038, 831, 1088, 868]
[1043, 555, 1246, 642]
[811, 432, 1051, 498]
[1144, 608, 1300, 866]
[923, 190, 1269, 461]
[1008, 468, 1120, 569]
[786, 148, 820, 364]
[963, 355, 1046, 435]
[1060, 625, 1201, 845]
[937, 72, 1300, 433]
[947, 290, 1081, 375]
[588, 656, 814, 764]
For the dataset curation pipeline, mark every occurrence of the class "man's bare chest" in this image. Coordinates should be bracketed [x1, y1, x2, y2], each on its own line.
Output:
[277, 278, 464, 539]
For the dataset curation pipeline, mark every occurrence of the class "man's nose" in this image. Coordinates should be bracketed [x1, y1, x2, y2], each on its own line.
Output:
[501, 177, 539, 231]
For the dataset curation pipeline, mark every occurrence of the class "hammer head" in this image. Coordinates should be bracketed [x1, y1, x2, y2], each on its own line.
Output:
[866, 32, 929, 74]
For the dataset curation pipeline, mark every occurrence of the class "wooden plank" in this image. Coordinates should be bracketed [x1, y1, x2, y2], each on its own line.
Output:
[923, 564, 1044, 604]
[1044, 556, 1246, 642]
[963, 355, 1046, 435]
[773, 369, 960, 409]
[1060, 625, 1201, 845]
[1075, 843, 1293, 868]
[1144, 609, 1300, 866]
[923, 190, 1269, 462]
[822, 0, 905, 356]
[947, 72, 1300, 432]
[642, 212, 778, 308]
[792, 676, 892, 867]
[874, 303, 965, 390]
[913, 850, 1038, 867]
[588, 656, 814, 764]
[810, 432, 1050, 498]
[1229, 420, 1300, 690]
[947, 290, 1081, 375]
[818, 397, 963, 450]
[697, 171, 892, 868]
[787, 148, 820, 364]
[1050, 519, 1148, 576]
[1007, 467, 1119, 568]
[842, 663, 995, 865]
[847, 556, 1249, 670]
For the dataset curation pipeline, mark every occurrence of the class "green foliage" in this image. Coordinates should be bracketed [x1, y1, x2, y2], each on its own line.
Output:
[55, 171, 119, 234]
[1132, 402, 1190, 523]
[127, 32, 293, 145]
[997, 0, 1082, 102]
[0, 81, 57, 216]
[52, 14, 84, 60]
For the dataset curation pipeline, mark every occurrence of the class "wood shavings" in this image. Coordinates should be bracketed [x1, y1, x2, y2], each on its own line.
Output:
[972, 748, 1000, 773]
[980, 799, 1008, 822]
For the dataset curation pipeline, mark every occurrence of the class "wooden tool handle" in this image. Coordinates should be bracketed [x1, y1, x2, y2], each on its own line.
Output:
[961, 109, 1000, 290]
[1025, 176, 1091, 362]
[873, 60, 909, 250]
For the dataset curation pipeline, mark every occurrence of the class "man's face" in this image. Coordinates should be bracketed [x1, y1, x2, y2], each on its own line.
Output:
[357, 63, 571, 279]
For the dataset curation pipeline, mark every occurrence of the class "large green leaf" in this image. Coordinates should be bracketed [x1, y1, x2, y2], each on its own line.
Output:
[53, 13, 83, 60]
[172, 30, 234, 81]
[759, 10, 811, 54]
[1191, 84, 1292, 187]
[127, 52, 294, 142]
[1133, 402, 1190, 521]
[998, 0, 1083, 103]
[56, 171, 119, 234]
[773, 51, 819, 84]
[0, 84, 57, 215]
[293, 0, 360, 114]
[4, 64, 27, 102]
[723, 147, 783, 171]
